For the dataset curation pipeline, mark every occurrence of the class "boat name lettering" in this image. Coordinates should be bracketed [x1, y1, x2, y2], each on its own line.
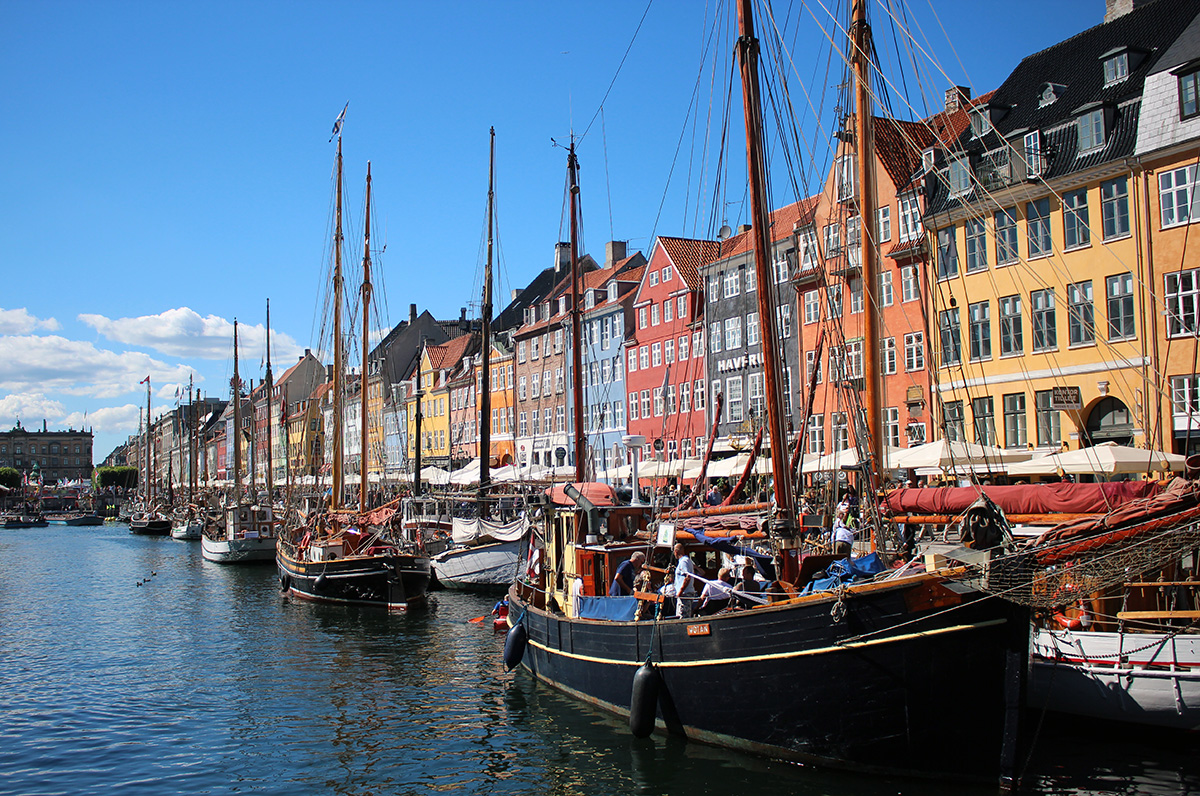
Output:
[686, 623, 711, 637]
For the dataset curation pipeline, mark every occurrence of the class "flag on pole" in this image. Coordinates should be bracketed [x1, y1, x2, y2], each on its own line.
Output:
[140, 376, 150, 385]
[329, 102, 348, 142]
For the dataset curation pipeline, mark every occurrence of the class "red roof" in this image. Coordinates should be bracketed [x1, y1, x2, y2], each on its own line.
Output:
[427, 332, 475, 370]
[657, 236, 720, 290]
[709, 195, 821, 262]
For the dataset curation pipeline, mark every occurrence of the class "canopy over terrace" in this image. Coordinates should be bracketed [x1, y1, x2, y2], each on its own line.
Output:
[799, 446, 903, 474]
[889, 439, 1032, 472]
[1006, 442, 1186, 477]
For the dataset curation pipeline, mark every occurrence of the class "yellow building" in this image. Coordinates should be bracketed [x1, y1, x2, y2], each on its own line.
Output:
[404, 333, 476, 470]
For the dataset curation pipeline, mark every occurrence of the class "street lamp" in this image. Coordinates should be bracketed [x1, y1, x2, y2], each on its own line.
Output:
[623, 434, 646, 506]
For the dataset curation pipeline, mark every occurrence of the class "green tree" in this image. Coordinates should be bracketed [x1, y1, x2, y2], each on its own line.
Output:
[93, 466, 138, 490]
[0, 467, 20, 490]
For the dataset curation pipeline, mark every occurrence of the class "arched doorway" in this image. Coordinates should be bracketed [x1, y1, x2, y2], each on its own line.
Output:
[1084, 396, 1134, 447]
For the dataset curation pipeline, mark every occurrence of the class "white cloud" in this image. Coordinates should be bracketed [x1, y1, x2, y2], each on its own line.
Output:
[61, 404, 141, 433]
[80, 307, 304, 361]
[0, 334, 197, 399]
[0, 393, 67, 426]
[0, 307, 60, 334]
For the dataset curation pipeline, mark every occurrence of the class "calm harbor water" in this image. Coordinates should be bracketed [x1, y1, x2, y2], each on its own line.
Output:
[0, 524, 1195, 796]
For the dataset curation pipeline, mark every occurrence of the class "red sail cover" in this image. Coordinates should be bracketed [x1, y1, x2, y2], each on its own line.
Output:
[882, 481, 1161, 516]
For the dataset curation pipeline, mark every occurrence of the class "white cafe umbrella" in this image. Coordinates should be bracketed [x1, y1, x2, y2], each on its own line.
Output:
[890, 438, 1031, 470]
[419, 466, 451, 486]
[1006, 442, 1186, 476]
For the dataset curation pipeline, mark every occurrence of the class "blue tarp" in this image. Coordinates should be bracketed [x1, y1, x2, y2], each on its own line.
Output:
[689, 529, 777, 580]
[800, 552, 887, 595]
[576, 595, 638, 622]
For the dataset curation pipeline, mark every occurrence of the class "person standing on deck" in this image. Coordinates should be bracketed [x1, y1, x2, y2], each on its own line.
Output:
[672, 543, 698, 618]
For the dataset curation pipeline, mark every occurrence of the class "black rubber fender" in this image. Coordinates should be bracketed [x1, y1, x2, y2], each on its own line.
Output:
[314, 573, 327, 591]
[629, 661, 660, 738]
[279, 574, 291, 592]
[503, 622, 527, 671]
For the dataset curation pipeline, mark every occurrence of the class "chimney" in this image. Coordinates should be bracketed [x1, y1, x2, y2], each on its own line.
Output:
[302, 348, 311, 361]
[326, 365, 335, 382]
[410, 303, 418, 323]
[460, 307, 467, 324]
[737, 224, 752, 234]
[605, 240, 627, 267]
[1105, 0, 1148, 21]
[511, 288, 520, 301]
[555, 241, 571, 275]
[944, 86, 970, 113]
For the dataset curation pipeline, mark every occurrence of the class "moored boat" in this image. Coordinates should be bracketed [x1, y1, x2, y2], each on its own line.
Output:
[129, 510, 171, 535]
[201, 503, 276, 563]
[46, 513, 104, 526]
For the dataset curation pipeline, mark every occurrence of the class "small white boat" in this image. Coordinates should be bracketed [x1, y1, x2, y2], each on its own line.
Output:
[433, 538, 522, 590]
[1031, 624, 1200, 730]
[201, 503, 276, 563]
[171, 518, 204, 540]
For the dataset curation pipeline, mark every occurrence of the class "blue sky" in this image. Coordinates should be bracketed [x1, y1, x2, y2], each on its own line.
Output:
[0, 0, 1107, 462]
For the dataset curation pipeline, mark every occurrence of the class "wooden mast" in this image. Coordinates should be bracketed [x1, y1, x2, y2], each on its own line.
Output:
[852, 0, 883, 482]
[188, 375, 195, 503]
[265, 299, 274, 503]
[232, 320, 243, 504]
[413, 340, 424, 498]
[360, 162, 373, 513]
[478, 127, 495, 516]
[735, 0, 794, 518]
[331, 135, 345, 510]
[569, 138, 585, 482]
[145, 377, 152, 504]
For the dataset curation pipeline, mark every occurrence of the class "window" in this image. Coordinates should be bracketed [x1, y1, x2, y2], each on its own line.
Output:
[777, 304, 792, 339]
[965, 219, 987, 272]
[694, 380, 705, 410]
[773, 254, 790, 283]
[680, 381, 691, 413]
[628, 349, 637, 374]
[1024, 130, 1045, 178]
[878, 270, 894, 307]
[746, 312, 760, 347]
[936, 226, 958, 279]
[799, 228, 818, 271]
[517, 340, 526, 363]
[555, 407, 563, 433]
[1160, 165, 1200, 227]
[628, 393, 638, 421]
[1035, 389, 1060, 446]
[748, 372, 765, 417]
[1172, 375, 1200, 421]
[664, 340, 674, 364]
[1003, 393, 1027, 449]
[972, 396, 996, 446]
[1067, 281, 1095, 346]
[807, 415, 825, 455]
[881, 337, 897, 375]
[1101, 178, 1130, 240]
[1031, 289, 1057, 351]
[518, 411, 528, 436]
[1107, 273, 1135, 340]
[995, 208, 1018, 264]
[999, 295, 1023, 356]
[877, 206, 892, 242]
[639, 345, 649, 369]
[663, 299, 673, 323]
[832, 412, 849, 451]
[837, 153, 858, 201]
[709, 322, 722, 353]
[971, 108, 992, 137]
[804, 290, 820, 324]
[904, 332, 924, 371]
[846, 340, 864, 379]
[745, 265, 756, 292]
[638, 307, 647, 329]
[641, 390, 651, 419]
[1182, 68, 1200, 119]
[800, 351, 820, 387]
[968, 300, 991, 361]
[1027, 199, 1052, 258]
[939, 309, 961, 366]
[724, 317, 742, 350]
[1062, 188, 1090, 250]
[530, 372, 540, 398]
[518, 375, 527, 400]
[649, 270, 659, 287]
[724, 269, 740, 298]
[898, 193, 921, 242]
[1078, 109, 1105, 153]
[667, 385, 676, 414]
[823, 223, 842, 258]
[651, 342, 661, 367]
[948, 155, 971, 195]
[828, 346, 844, 382]
[1104, 52, 1129, 86]
[901, 265, 919, 302]
[650, 303, 660, 326]
[601, 318, 612, 348]
[827, 285, 843, 318]
[907, 422, 927, 445]
[726, 377, 743, 423]
[662, 266, 672, 283]
[1166, 269, 1200, 337]
[708, 274, 720, 302]
[677, 294, 687, 319]
[850, 277, 864, 314]
[884, 407, 900, 448]
[678, 335, 689, 361]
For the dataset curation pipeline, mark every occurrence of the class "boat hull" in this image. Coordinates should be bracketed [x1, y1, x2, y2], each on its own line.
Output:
[201, 534, 276, 563]
[47, 515, 104, 526]
[171, 521, 204, 540]
[509, 574, 1028, 781]
[432, 539, 521, 591]
[1031, 628, 1200, 730]
[277, 547, 431, 609]
[130, 519, 171, 535]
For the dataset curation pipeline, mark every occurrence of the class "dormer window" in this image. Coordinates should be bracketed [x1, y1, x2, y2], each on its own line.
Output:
[1179, 66, 1200, 120]
[970, 109, 991, 138]
[584, 289, 595, 309]
[1103, 52, 1129, 86]
[836, 154, 858, 201]
[921, 147, 939, 173]
[1078, 108, 1105, 153]
[1024, 130, 1045, 179]
[948, 155, 972, 196]
[607, 281, 618, 302]
[1038, 83, 1066, 109]
[557, 296, 567, 315]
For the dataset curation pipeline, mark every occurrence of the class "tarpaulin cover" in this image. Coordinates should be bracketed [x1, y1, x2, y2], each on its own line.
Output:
[576, 595, 638, 622]
[675, 514, 764, 533]
[450, 516, 527, 544]
[801, 552, 887, 594]
[546, 482, 618, 507]
[882, 481, 1160, 516]
[690, 528, 776, 580]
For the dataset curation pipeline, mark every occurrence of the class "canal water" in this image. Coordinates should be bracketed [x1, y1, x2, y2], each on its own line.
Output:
[0, 524, 1195, 795]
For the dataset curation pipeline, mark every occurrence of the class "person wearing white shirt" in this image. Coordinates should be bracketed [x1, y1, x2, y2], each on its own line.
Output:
[672, 543, 698, 618]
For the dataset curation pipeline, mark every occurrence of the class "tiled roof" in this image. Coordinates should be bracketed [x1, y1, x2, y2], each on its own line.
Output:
[886, 239, 925, 259]
[658, 236, 720, 289]
[709, 196, 821, 263]
[427, 332, 475, 370]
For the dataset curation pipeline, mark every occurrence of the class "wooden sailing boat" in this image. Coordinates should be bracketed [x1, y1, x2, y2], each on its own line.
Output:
[201, 319, 277, 563]
[504, 1, 1031, 784]
[130, 376, 171, 535]
[171, 376, 204, 540]
[277, 130, 431, 608]
[429, 127, 526, 591]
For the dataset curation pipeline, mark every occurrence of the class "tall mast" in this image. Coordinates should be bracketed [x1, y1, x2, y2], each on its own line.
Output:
[248, 378, 256, 497]
[146, 378, 152, 504]
[736, 0, 794, 517]
[413, 340, 424, 498]
[138, 407, 144, 502]
[232, 320, 243, 503]
[569, 138, 585, 483]
[265, 299, 274, 502]
[479, 127, 495, 515]
[331, 136, 345, 510]
[360, 163, 373, 514]
[188, 375, 195, 503]
[852, 0, 883, 480]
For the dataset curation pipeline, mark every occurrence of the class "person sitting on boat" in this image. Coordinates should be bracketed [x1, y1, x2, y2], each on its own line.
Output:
[732, 563, 762, 609]
[698, 567, 734, 615]
[832, 506, 855, 556]
[609, 551, 646, 596]
[633, 566, 657, 620]
[672, 543, 699, 618]
[491, 596, 509, 617]
[705, 483, 723, 506]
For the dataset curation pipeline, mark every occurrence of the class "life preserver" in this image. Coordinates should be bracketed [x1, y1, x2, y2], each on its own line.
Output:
[1052, 602, 1091, 630]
